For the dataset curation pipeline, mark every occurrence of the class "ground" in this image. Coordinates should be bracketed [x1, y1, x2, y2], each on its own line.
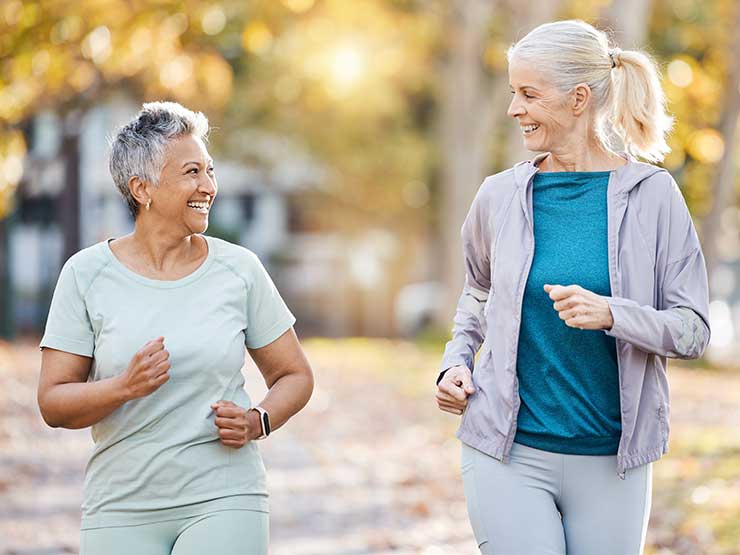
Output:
[0, 338, 738, 555]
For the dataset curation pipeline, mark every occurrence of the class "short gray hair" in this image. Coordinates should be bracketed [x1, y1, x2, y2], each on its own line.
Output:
[109, 101, 210, 218]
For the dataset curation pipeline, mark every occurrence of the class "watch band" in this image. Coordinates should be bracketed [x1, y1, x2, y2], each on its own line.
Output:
[252, 406, 271, 439]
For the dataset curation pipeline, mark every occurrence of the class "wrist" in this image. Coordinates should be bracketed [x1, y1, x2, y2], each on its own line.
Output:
[110, 374, 133, 404]
[247, 408, 265, 441]
[602, 298, 614, 330]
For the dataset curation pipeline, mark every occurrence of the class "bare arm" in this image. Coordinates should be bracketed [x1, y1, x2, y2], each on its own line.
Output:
[248, 327, 314, 433]
[211, 328, 313, 447]
[37, 338, 171, 429]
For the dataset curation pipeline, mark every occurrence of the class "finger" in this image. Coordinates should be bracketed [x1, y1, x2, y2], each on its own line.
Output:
[439, 381, 467, 401]
[214, 416, 246, 429]
[150, 360, 171, 377]
[214, 405, 244, 418]
[558, 309, 578, 321]
[145, 349, 170, 367]
[140, 337, 165, 355]
[148, 371, 169, 391]
[218, 428, 244, 440]
[438, 398, 467, 411]
[553, 297, 579, 311]
[438, 404, 463, 415]
[210, 399, 236, 410]
[546, 284, 579, 301]
[436, 395, 467, 410]
[436, 390, 463, 404]
[458, 373, 475, 394]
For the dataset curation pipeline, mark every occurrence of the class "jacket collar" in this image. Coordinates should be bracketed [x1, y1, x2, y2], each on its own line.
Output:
[512, 151, 664, 195]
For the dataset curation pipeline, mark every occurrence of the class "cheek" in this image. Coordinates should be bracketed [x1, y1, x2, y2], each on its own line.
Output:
[533, 99, 571, 130]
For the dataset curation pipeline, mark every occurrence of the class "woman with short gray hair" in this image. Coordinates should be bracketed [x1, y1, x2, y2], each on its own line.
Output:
[38, 101, 314, 554]
[435, 20, 709, 555]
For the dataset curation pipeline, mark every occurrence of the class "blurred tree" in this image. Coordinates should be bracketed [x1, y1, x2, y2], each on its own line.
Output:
[436, 0, 563, 321]
[1, 0, 739, 337]
[701, 6, 740, 282]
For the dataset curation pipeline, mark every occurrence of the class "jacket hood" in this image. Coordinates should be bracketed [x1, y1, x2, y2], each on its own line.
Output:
[512, 152, 665, 195]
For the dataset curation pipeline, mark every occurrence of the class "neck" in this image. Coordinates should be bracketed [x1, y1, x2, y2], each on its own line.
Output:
[539, 135, 624, 172]
[130, 220, 200, 272]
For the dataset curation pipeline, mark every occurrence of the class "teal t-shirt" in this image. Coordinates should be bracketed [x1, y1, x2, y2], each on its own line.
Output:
[514, 171, 622, 455]
[40, 235, 296, 529]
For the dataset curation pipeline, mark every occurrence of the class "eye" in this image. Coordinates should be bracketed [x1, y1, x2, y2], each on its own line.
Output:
[524, 93, 534, 99]
[207, 166, 215, 175]
[187, 167, 198, 175]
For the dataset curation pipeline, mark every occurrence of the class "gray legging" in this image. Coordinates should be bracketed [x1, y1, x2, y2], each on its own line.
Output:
[461, 442, 652, 555]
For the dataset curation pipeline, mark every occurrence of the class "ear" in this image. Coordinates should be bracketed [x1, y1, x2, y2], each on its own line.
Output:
[572, 83, 591, 116]
[128, 176, 150, 208]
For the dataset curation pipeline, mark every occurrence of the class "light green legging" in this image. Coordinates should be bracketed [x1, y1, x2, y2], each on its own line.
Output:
[80, 510, 268, 555]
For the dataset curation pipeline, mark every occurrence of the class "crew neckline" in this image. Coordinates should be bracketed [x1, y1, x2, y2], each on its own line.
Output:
[103, 235, 215, 289]
[536, 170, 612, 176]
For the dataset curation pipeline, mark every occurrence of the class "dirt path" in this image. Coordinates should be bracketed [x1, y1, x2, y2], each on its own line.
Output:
[1, 338, 738, 554]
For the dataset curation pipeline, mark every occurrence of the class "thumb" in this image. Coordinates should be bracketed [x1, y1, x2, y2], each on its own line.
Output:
[460, 371, 475, 394]
[543, 284, 553, 293]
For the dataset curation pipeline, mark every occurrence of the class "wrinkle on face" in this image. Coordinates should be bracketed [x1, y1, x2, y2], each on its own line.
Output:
[507, 56, 576, 147]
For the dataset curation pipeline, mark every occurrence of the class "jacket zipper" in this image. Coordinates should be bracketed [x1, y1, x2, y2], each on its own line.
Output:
[607, 176, 629, 479]
[503, 173, 537, 460]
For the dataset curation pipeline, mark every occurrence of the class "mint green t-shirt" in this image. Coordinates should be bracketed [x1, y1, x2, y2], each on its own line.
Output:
[40, 235, 295, 529]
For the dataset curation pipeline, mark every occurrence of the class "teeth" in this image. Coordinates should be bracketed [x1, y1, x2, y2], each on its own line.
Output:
[522, 124, 540, 134]
[187, 201, 209, 211]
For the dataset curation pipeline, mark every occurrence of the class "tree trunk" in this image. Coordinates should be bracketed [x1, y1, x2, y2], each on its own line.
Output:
[436, 0, 562, 324]
[700, 8, 740, 287]
[601, 0, 653, 47]
[59, 111, 83, 263]
[0, 214, 11, 339]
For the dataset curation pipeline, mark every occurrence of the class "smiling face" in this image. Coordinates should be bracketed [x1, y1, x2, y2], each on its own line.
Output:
[150, 134, 217, 235]
[507, 57, 580, 153]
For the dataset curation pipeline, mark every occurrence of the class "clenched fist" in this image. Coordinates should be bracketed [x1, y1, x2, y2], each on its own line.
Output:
[211, 400, 261, 448]
[118, 337, 170, 401]
[436, 365, 476, 415]
[544, 284, 614, 330]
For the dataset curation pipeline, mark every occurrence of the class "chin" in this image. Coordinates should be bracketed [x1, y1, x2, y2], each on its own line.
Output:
[189, 221, 209, 235]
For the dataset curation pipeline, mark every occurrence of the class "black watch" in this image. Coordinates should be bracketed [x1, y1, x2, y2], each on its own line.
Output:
[252, 406, 271, 439]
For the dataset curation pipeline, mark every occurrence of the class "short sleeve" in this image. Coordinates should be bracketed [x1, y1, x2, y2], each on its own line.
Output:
[244, 255, 296, 349]
[39, 260, 95, 357]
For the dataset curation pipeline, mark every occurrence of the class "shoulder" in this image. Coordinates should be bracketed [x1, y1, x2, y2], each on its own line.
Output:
[59, 241, 111, 293]
[630, 167, 690, 219]
[206, 235, 264, 281]
[468, 166, 519, 222]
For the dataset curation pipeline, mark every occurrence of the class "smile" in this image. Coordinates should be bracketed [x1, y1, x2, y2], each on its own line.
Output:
[187, 201, 210, 213]
[521, 124, 540, 135]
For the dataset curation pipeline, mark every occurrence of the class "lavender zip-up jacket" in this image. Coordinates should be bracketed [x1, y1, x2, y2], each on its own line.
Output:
[440, 153, 711, 475]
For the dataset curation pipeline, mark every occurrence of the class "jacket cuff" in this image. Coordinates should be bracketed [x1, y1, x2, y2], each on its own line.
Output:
[602, 296, 634, 339]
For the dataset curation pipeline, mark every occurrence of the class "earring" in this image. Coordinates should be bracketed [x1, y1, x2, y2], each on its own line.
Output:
[146, 199, 151, 211]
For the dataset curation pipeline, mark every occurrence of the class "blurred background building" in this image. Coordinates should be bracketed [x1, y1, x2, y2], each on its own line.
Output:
[0, 0, 738, 359]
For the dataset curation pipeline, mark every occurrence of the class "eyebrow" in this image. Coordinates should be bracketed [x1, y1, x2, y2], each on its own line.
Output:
[509, 85, 540, 92]
[181, 160, 214, 168]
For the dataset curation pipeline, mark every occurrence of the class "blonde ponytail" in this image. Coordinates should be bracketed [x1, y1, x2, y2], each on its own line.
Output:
[508, 20, 674, 163]
[610, 49, 673, 162]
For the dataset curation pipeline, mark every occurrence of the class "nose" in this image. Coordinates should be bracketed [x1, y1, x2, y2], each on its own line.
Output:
[199, 172, 217, 198]
[507, 94, 525, 118]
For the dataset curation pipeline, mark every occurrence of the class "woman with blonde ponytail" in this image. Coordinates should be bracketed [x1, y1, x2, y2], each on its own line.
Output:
[435, 19, 710, 555]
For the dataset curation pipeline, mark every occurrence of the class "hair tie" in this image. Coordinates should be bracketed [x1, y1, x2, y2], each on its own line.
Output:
[608, 48, 622, 69]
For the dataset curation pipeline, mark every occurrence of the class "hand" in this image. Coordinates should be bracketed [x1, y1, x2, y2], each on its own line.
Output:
[118, 337, 170, 401]
[436, 365, 476, 415]
[211, 400, 259, 448]
[544, 284, 614, 330]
